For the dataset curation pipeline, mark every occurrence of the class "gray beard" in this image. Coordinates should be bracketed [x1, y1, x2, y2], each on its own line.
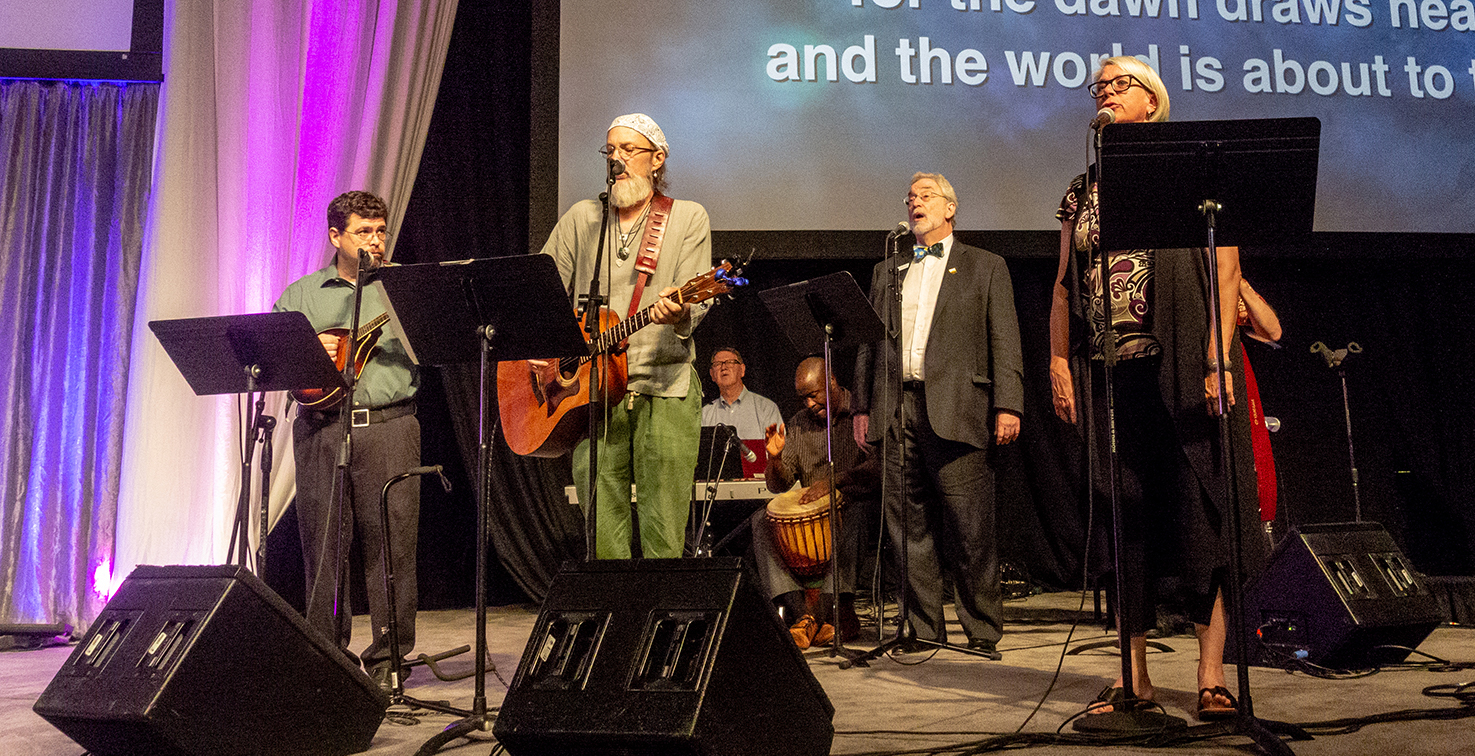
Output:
[610, 172, 653, 208]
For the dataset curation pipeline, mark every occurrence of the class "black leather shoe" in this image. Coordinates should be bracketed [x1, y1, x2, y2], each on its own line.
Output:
[966, 639, 1002, 660]
[892, 638, 933, 654]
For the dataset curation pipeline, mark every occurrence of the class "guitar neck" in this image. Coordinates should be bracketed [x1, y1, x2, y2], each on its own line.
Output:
[587, 303, 661, 358]
[353, 311, 391, 336]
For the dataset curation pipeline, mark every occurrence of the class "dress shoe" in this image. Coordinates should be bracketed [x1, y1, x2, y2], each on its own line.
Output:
[892, 637, 933, 654]
[966, 639, 1002, 661]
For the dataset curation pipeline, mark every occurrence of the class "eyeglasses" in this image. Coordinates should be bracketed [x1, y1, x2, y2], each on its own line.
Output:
[1088, 74, 1147, 99]
[345, 228, 390, 241]
[599, 144, 657, 160]
[711, 359, 743, 368]
[904, 192, 946, 206]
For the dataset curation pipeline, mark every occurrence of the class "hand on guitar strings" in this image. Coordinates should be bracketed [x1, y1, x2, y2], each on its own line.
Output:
[319, 333, 341, 362]
[649, 286, 689, 325]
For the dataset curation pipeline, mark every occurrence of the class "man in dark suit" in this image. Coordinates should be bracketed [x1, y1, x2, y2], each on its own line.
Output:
[853, 172, 1024, 658]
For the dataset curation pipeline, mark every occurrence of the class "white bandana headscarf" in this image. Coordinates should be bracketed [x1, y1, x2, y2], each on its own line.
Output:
[608, 113, 669, 156]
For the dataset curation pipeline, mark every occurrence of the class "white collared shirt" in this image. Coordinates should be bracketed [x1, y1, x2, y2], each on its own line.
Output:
[901, 234, 953, 381]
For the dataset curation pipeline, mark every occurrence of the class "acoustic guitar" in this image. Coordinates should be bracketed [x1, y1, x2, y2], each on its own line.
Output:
[291, 311, 391, 410]
[498, 262, 746, 458]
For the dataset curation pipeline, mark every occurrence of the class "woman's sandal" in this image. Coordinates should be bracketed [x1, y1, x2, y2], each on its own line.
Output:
[1087, 685, 1153, 715]
[1197, 686, 1239, 721]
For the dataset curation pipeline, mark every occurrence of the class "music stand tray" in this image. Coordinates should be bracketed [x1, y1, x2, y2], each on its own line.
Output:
[757, 271, 884, 355]
[149, 311, 343, 396]
[373, 255, 587, 366]
[150, 311, 343, 575]
[1098, 117, 1320, 251]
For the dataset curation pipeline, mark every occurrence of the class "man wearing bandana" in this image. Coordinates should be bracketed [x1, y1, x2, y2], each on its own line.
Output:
[853, 172, 1024, 658]
[539, 113, 712, 559]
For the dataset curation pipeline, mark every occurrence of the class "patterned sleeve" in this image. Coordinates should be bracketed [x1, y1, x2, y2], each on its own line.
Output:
[1055, 173, 1086, 224]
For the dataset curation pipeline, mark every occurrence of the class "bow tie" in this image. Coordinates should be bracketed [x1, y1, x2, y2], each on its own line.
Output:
[913, 243, 943, 261]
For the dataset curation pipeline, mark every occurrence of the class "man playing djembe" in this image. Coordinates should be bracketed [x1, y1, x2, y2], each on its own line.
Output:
[748, 357, 878, 648]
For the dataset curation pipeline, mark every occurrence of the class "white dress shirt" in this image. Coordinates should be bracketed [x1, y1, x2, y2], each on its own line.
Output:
[901, 234, 953, 381]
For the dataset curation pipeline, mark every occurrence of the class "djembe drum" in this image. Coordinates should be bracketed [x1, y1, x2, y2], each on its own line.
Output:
[765, 485, 843, 576]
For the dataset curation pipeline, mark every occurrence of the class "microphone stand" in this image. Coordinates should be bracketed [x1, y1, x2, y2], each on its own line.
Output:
[322, 247, 373, 652]
[843, 225, 930, 668]
[227, 369, 263, 570]
[1310, 341, 1364, 521]
[580, 159, 620, 559]
[374, 465, 469, 710]
[689, 424, 739, 557]
[256, 411, 276, 581]
[1072, 125, 1187, 735]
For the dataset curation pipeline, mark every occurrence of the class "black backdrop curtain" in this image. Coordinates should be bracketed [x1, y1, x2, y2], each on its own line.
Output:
[394, 1, 1475, 607]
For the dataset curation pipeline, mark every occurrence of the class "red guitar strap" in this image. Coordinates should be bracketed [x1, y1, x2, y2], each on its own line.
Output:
[626, 193, 675, 320]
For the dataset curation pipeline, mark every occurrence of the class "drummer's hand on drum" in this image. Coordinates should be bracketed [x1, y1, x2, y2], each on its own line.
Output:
[765, 422, 786, 459]
[799, 478, 830, 505]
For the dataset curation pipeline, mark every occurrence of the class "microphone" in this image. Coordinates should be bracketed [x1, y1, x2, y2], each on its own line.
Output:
[1090, 107, 1115, 130]
[608, 157, 625, 177]
[718, 424, 757, 463]
[886, 221, 911, 239]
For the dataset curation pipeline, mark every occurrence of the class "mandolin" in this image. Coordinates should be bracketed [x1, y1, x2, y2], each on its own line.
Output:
[498, 262, 746, 457]
[291, 311, 391, 410]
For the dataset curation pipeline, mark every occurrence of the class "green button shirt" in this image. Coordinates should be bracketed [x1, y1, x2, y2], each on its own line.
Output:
[273, 265, 418, 408]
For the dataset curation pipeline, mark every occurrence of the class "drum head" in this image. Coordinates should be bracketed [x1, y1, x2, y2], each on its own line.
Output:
[766, 485, 840, 518]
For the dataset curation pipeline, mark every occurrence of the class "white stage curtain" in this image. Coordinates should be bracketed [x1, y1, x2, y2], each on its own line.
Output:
[114, 0, 457, 597]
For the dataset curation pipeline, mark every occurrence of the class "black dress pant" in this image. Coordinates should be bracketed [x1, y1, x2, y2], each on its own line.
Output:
[293, 410, 420, 667]
[884, 386, 1002, 645]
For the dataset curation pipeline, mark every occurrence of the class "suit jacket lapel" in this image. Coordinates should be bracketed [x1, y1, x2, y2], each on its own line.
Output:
[929, 244, 966, 340]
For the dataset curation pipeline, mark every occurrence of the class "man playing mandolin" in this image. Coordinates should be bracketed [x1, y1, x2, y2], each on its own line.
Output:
[539, 113, 712, 559]
[273, 190, 420, 688]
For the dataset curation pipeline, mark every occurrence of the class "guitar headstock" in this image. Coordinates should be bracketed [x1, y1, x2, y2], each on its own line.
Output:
[677, 261, 749, 305]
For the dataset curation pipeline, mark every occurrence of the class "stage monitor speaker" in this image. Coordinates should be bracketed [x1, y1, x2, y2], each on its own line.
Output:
[34, 564, 387, 756]
[493, 557, 834, 756]
[1241, 522, 1444, 669]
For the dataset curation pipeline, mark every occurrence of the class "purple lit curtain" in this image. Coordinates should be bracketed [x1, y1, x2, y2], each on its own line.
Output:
[107, 0, 457, 613]
[0, 81, 159, 627]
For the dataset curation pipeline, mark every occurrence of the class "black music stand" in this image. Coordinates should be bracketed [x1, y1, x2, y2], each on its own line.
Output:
[375, 255, 588, 750]
[150, 312, 343, 580]
[1082, 118, 1319, 752]
[758, 272, 883, 661]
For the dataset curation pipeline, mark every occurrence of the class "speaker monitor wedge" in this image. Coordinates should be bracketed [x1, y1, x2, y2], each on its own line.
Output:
[1242, 522, 1444, 669]
[33, 564, 387, 756]
[493, 557, 835, 756]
